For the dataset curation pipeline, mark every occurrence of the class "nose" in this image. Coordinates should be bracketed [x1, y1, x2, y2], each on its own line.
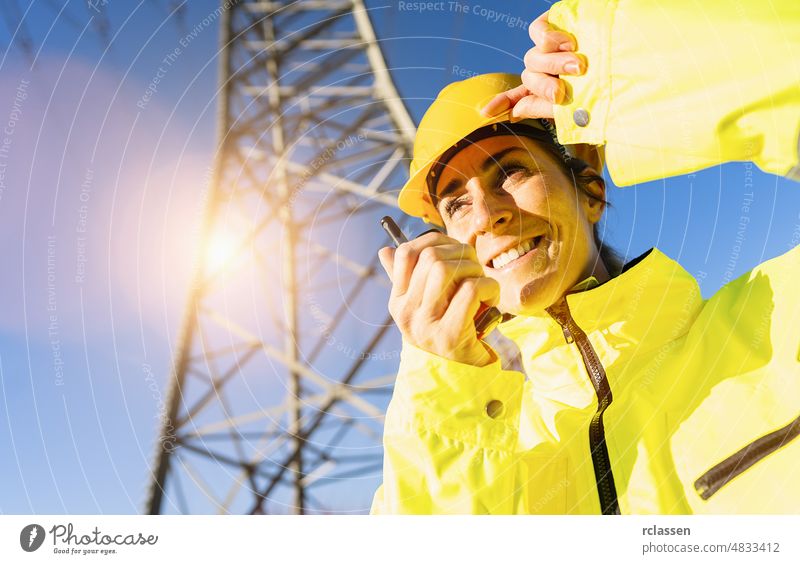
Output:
[469, 179, 513, 236]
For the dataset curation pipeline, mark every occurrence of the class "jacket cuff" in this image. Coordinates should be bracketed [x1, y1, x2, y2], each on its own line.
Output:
[548, 0, 616, 147]
[387, 341, 525, 449]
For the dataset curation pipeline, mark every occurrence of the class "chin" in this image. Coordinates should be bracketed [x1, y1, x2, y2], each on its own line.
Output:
[504, 276, 561, 315]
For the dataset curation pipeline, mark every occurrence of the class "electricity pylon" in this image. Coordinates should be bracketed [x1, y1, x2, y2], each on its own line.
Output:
[145, 0, 418, 514]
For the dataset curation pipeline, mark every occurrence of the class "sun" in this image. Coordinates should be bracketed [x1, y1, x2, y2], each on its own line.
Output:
[204, 230, 240, 275]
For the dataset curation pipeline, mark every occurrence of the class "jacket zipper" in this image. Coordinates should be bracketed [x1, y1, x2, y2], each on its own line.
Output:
[546, 297, 621, 515]
[694, 414, 800, 500]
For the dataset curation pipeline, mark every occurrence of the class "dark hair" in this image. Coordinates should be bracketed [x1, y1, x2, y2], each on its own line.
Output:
[570, 169, 626, 278]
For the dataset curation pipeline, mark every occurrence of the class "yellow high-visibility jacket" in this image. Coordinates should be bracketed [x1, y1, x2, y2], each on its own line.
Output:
[549, 0, 800, 187]
[371, 244, 800, 514]
[371, 0, 800, 514]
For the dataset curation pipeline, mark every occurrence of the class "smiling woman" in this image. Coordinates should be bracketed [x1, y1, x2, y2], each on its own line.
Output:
[428, 128, 622, 315]
[372, 0, 800, 514]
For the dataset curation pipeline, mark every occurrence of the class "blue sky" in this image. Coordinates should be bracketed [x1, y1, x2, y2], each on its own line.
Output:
[0, 0, 798, 514]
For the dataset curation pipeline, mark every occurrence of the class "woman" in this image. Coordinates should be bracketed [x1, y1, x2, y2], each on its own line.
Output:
[371, 4, 799, 514]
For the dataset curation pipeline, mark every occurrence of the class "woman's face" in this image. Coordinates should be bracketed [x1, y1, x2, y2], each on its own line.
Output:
[433, 135, 606, 314]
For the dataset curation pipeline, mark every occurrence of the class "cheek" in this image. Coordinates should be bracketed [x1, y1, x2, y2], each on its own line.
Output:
[545, 188, 585, 231]
[514, 182, 549, 210]
[444, 224, 469, 243]
[515, 177, 575, 217]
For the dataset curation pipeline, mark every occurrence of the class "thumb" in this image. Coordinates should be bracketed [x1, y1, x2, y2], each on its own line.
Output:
[378, 246, 395, 282]
[510, 94, 554, 121]
[480, 84, 530, 117]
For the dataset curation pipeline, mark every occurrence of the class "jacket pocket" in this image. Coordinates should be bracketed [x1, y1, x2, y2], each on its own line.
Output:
[694, 414, 800, 500]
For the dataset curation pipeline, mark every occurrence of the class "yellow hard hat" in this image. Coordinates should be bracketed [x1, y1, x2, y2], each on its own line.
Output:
[398, 72, 601, 226]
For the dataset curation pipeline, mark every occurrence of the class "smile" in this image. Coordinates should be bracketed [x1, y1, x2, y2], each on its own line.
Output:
[488, 235, 543, 269]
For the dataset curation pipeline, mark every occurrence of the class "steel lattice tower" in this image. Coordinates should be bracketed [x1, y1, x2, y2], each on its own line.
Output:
[145, 0, 419, 515]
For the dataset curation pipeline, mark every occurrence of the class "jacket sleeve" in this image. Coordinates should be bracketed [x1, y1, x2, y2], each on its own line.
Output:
[548, 0, 800, 186]
[369, 340, 526, 514]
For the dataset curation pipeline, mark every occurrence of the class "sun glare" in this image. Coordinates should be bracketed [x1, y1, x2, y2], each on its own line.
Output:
[205, 230, 240, 274]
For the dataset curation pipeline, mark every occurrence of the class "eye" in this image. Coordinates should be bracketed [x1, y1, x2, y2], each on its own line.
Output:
[443, 194, 470, 218]
[497, 160, 533, 188]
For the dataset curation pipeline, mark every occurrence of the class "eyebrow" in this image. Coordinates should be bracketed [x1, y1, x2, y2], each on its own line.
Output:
[435, 146, 528, 203]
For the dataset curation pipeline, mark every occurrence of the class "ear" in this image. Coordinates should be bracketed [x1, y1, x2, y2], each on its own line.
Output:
[577, 166, 606, 224]
[569, 143, 606, 224]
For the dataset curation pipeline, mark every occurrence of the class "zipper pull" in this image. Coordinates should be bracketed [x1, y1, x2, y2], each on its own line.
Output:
[561, 323, 574, 344]
[546, 299, 574, 344]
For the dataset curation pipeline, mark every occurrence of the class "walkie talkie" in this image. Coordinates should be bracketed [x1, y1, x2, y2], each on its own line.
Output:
[380, 216, 503, 340]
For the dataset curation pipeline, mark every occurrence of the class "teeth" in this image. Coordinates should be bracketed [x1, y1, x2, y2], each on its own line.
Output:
[491, 236, 540, 269]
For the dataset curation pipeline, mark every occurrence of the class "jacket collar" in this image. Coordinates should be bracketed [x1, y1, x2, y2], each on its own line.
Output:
[496, 247, 704, 365]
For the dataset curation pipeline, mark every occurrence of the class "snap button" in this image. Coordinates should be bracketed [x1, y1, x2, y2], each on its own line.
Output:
[485, 399, 504, 419]
[573, 108, 590, 127]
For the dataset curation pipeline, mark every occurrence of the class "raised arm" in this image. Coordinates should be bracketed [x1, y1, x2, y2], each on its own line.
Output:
[485, 1, 800, 186]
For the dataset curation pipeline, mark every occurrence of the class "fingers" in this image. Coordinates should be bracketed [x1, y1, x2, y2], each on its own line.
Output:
[510, 94, 554, 120]
[388, 232, 443, 296]
[386, 235, 490, 351]
[382, 235, 501, 365]
[524, 47, 585, 78]
[482, 11, 584, 121]
[406, 242, 479, 309]
[480, 84, 530, 118]
[528, 10, 576, 52]
[482, 86, 555, 122]
[520, 69, 564, 105]
[420, 258, 485, 319]
[389, 232, 474, 298]
[520, 48, 585, 105]
[441, 276, 501, 340]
